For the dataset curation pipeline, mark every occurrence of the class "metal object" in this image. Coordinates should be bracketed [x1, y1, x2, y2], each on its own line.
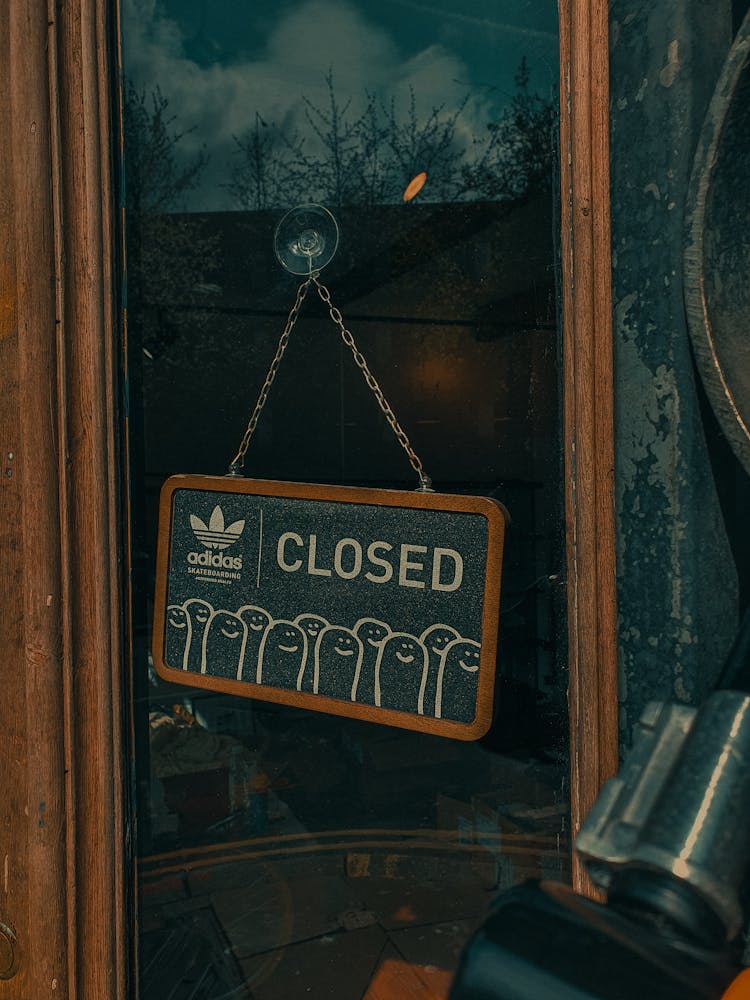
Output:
[684, 10, 750, 475]
[274, 203, 339, 275]
[577, 691, 750, 940]
[0, 922, 18, 980]
[228, 277, 313, 474]
[228, 275, 432, 491]
[576, 701, 697, 882]
[314, 279, 431, 491]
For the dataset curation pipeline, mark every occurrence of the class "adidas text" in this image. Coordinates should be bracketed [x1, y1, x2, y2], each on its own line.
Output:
[187, 551, 243, 570]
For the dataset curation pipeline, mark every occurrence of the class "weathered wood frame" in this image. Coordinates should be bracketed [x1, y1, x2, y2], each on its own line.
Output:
[559, 0, 619, 892]
[0, 0, 615, 994]
[0, 0, 127, 996]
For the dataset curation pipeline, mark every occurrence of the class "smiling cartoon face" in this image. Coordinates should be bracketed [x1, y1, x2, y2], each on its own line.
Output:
[238, 605, 271, 633]
[353, 619, 391, 649]
[394, 637, 419, 663]
[294, 614, 329, 645]
[313, 627, 364, 701]
[165, 605, 192, 670]
[420, 624, 460, 658]
[202, 611, 248, 680]
[183, 599, 214, 672]
[435, 638, 481, 722]
[375, 633, 428, 715]
[185, 598, 212, 627]
[257, 621, 308, 691]
[168, 605, 189, 630]
[455, 642, 481, 673]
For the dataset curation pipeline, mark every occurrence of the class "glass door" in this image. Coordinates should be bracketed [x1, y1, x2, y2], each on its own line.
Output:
[119, 2, 568, 996]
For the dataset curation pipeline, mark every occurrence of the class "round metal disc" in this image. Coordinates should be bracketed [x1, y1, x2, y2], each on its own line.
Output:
[684, 14, 750, 474]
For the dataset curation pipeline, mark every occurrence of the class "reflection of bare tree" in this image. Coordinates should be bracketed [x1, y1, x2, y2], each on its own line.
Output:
[123, 83, 220, 358]
[381, 88, 470, 203]
[124, 84, 209, 213]
[226, 62, 557, 210]
[461, 59, 558, 201]
[225, 112, 309, 213]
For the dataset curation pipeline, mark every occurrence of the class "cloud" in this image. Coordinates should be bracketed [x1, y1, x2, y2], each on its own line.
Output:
[379, 0, 557, 43]
[122, 0, 485, 209]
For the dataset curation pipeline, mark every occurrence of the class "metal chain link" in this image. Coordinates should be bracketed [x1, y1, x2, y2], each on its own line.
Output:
[228, 273, 432, 491]
[313, 278, 432, 491]
[227, 277, 313, 475]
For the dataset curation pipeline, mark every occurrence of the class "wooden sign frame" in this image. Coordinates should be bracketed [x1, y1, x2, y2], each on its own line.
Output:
[153, 474, 507, 740]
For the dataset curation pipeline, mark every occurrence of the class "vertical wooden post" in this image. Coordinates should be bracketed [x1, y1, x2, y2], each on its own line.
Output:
[2, 2, 70, 995]
[52, 0, 127, 994]
[559, 0, 619, 893]
[0, 0, 127, 996]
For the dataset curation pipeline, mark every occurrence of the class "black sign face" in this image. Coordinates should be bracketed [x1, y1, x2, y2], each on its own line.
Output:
[153, 476, 506, 740]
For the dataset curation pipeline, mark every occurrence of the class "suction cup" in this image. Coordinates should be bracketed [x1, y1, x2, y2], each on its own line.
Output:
[274, 203, 339, 275]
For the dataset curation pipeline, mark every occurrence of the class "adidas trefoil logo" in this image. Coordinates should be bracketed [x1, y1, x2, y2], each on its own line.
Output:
[187, 505, 245, 573]
[190, 505, 245, 551]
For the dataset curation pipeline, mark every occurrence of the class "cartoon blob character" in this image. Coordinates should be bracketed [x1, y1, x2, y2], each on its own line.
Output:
[183, 599, 214, 673]
[294, 615, 330, 689]
[435, 638, 481, 722]
[202, 611, 248, 680]
[165, 604, 192, 670]
[313, 626, 364, 701]
[375, 632, 428, 715]
[257, 621, 308, 691]
[237, 605, 272, 680]
[419, 624, 460, 716]
[352, 618, 391, 704]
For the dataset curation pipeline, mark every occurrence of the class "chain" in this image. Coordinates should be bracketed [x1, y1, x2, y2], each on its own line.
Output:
[313, 278, 432, 491]
[227, 277, 313, 475]
[228, 273, 432, 492]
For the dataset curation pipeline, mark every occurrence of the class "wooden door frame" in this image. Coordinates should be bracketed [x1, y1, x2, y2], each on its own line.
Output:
[559, 0, 619, 892]
[0, 0, 616, 994]
[1, 0, 126, 996]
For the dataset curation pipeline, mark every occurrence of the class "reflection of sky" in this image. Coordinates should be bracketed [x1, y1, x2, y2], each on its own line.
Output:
[123, 0, 558, 210]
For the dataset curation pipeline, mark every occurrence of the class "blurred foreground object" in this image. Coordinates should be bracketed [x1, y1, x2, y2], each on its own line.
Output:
[451, 612, 750, 998]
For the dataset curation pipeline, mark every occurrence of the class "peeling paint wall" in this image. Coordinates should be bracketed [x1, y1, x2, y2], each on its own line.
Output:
[610, 1, 739, 747]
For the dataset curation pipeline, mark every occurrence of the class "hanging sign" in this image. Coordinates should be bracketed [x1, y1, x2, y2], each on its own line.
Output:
[152, 475, 507, 740]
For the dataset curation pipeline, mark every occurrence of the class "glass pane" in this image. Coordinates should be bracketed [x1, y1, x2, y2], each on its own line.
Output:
[120, 1, 566, 996]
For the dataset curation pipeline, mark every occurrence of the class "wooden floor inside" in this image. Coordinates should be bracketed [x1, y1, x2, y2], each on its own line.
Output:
[138, 828, 568, 1000]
